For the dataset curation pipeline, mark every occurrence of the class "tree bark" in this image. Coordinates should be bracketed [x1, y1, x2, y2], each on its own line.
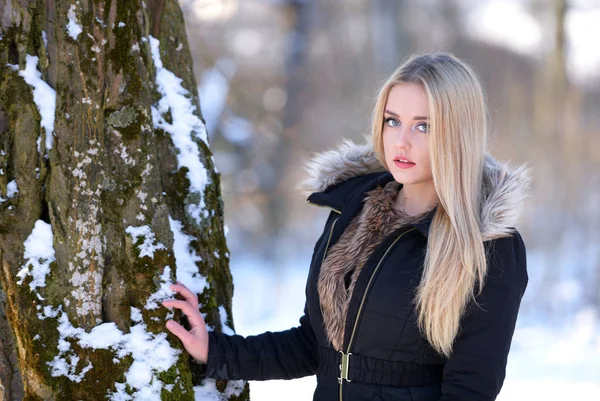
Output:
[0, 0, 248, 399]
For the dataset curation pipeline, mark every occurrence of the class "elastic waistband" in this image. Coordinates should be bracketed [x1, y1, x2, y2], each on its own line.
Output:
[318, 346, 443, 386]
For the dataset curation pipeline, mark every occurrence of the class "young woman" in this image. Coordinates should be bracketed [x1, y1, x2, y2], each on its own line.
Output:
[162, 52, 531, 401]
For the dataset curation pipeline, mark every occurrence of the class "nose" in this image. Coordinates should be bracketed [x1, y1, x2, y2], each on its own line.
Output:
[394, 126, 410, 149]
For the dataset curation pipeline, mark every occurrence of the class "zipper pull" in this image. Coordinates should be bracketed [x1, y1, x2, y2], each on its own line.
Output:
[338, 351, 352, 384]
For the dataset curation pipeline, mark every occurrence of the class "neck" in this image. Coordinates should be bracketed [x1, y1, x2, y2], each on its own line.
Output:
[395, 181, 439, 216]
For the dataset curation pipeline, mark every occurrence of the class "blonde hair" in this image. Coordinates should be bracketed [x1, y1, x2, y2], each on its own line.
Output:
[370, 53, 488, 357]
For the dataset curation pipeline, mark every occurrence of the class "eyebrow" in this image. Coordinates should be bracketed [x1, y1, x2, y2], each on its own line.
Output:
[384, 110, 428, 120]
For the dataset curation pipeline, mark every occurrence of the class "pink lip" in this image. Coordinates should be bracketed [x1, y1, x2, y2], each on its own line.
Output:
[394, 160, 416, 169]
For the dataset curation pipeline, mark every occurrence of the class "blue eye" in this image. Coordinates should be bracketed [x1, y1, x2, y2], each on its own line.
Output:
[384, 117, 400, 127]
[416, 122, 429, 133]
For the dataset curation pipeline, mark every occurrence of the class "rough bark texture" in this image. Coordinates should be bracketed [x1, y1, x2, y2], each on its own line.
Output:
[0, 0, 249, 399]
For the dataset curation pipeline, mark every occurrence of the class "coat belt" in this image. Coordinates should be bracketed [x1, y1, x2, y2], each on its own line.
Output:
[317, 346, 443, 386]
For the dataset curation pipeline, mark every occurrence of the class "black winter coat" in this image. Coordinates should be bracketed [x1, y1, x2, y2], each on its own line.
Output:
[204, 141, 530, 401]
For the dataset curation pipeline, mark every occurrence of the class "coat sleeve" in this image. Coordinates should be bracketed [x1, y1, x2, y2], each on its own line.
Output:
[439, 231, 528, 401]
[204, 302, 319, 381]
[203, 209, 337, 381]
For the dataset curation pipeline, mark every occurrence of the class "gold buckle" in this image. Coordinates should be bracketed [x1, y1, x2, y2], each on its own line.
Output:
[338, 351, 352, 384]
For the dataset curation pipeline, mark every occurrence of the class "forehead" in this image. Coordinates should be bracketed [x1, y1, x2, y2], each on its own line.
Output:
[385, 82, 428, 115]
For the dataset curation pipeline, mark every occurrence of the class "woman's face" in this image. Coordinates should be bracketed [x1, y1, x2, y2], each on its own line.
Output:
[382, 82, 433, 187]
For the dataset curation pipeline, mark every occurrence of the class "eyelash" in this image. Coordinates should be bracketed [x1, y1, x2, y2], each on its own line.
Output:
[384, 117, 429, 133]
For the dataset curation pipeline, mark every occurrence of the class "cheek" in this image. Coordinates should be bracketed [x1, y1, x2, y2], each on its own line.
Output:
[382, 132, 393, 155]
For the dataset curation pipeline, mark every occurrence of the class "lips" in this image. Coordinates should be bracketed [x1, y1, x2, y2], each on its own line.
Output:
[393, 156, 415, 165]
[392, 156, 416, 170]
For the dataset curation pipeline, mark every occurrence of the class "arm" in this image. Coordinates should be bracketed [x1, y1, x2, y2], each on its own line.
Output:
[204, 212, 340, 381]
[205, 302, 319, 381]
[196, 210, 338, 381]
[439, 231, 528, 401]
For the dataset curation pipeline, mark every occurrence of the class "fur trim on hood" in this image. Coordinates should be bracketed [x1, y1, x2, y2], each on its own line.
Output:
[299, 139, 532, 241]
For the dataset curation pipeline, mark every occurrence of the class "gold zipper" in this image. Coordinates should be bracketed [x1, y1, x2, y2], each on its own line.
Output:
[322, 217, 339, 264]
[318, 214, 340, 320]
[338, 227, 417, 401]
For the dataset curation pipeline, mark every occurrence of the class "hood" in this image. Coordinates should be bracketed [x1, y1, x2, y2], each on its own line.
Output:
[299, 139, 532, 241]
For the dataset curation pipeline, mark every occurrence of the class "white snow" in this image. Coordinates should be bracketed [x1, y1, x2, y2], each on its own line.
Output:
[16, 220, 55, 296]
[145, 266, 176, 310]
[186, 203, 209, 224]
[66, 4, 82, 40]
[118, 22, 126, 28]
[45, 305, 181, 399]
[193, 379, 245, 400]
[6, 180, 18, 198]
[125, 225, 166, 259]
[17, 55, 56, 151]
[168, 216, 208, 295]
[131, 307, 143, 324]
[218, 305, 234, 335]
[149, 35, 210, 226]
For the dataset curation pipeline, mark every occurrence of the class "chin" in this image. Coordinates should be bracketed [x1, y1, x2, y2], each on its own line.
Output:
[389, 170, 425, 186]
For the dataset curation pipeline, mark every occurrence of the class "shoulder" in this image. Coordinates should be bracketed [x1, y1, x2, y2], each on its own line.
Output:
[483, 230, 528, 297]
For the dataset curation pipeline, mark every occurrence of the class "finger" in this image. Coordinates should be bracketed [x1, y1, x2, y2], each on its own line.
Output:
[165, 320, 194, 344]
[162, 299, 204, 328]
[170, 282, 198, 309]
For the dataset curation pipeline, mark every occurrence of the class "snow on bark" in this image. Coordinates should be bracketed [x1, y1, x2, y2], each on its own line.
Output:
[149, 35, 210, 226]
[17, 55, 56, 152]
[66, 3, 82, 40]
[193, 379, 245, 400]
[126, 225, 167, 259]
[16, 220, 55, 299]
[168, 216, 208, 296]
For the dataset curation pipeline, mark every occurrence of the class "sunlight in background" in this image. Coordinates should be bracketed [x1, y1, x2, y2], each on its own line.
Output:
[191, 0, 239, 22]
[462, 0, 600, 82]
[466, 0, 542, 55]
[566, 7, 600, 82]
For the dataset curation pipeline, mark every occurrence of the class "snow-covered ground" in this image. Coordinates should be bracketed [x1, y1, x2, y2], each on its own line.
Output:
[229, 256, 600, 401]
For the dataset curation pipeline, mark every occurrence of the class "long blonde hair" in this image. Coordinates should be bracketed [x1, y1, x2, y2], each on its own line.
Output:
[370, 53, 488, 357]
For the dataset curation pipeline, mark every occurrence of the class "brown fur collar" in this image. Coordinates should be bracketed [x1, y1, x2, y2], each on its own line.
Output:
[317, 180, 430, 350]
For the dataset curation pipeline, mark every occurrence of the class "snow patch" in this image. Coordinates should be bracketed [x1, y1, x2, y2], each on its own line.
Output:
[219, 305, 234, 335]
[17, 55, 56, 151]
[168, 216, 208, 295]
[7, 180, 19, 198]
[126, 225, 166, 260]
[16, 220, 55, 297]
[45, 305, 181, 399]
[193, 379, 245, 400]
[145, 266, 176, 310]
[149, 35, 210, 226]
[66, 4, 82, 40]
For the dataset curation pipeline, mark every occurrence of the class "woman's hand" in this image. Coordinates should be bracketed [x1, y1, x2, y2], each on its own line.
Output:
[162, 281, 209, 363]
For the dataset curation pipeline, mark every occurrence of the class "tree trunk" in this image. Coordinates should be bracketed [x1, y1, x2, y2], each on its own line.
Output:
[0, 0, 248, 399]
